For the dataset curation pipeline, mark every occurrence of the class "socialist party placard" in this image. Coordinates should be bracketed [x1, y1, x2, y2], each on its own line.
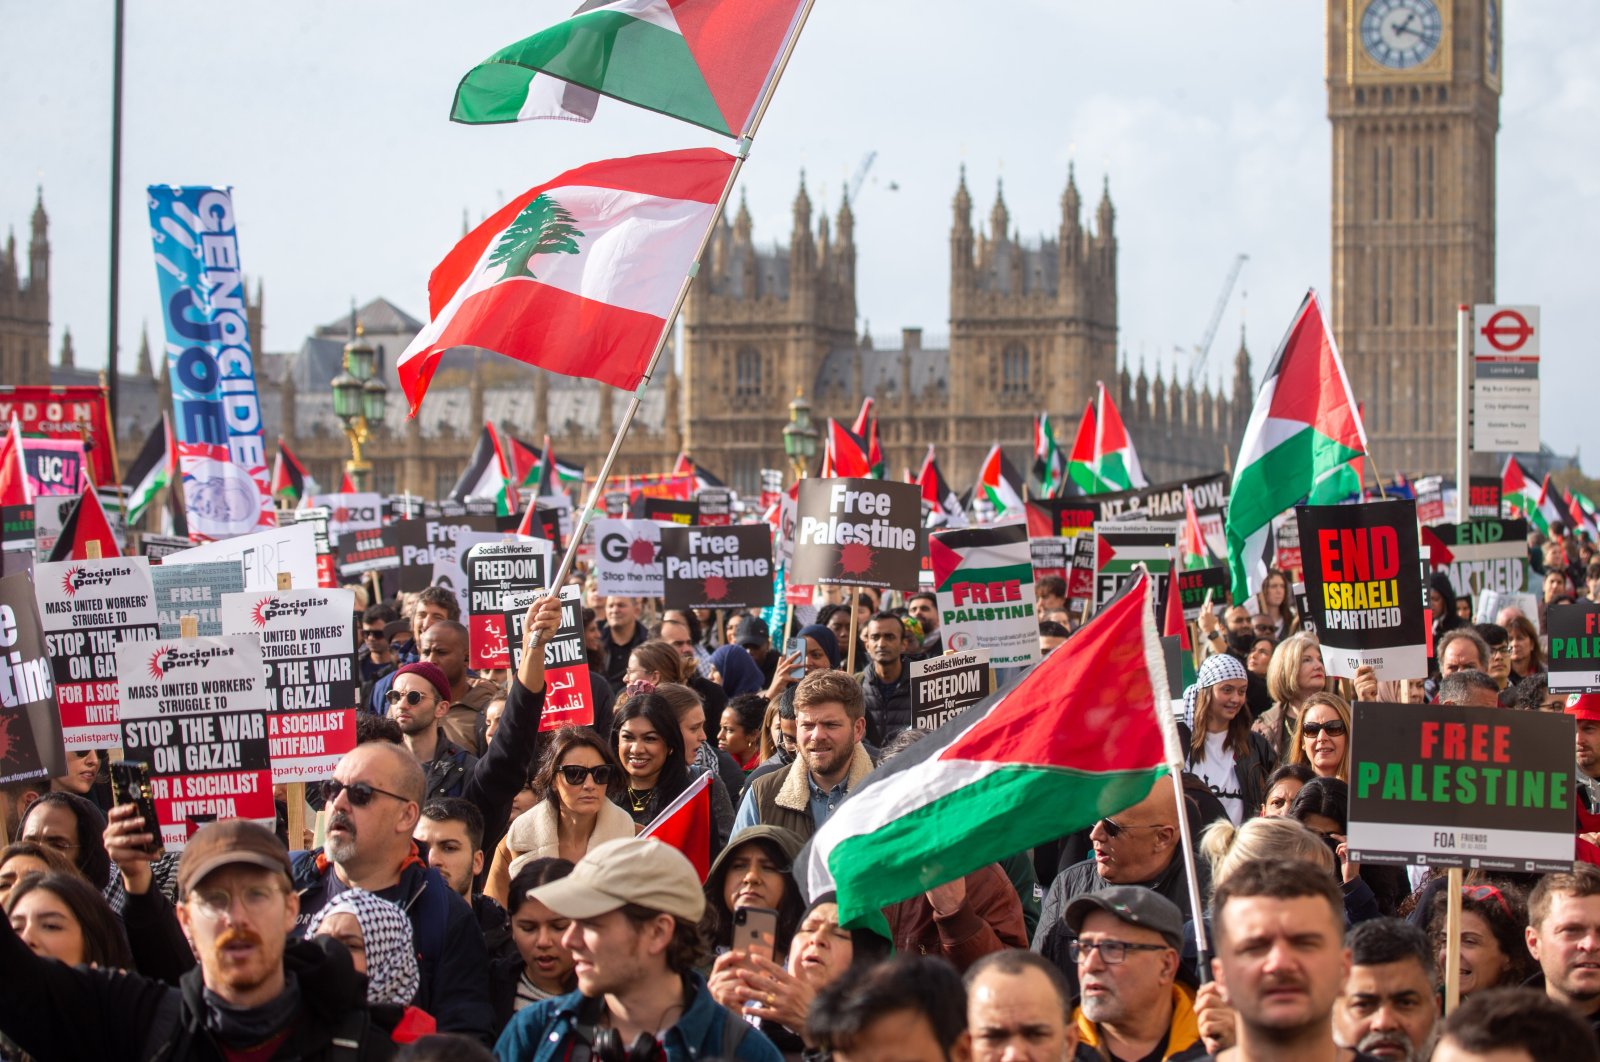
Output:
[35, 557, 160, 750]
[117, 635, 274, 850]
[1547, 601, 1600, 695]
[591, 518, 665, 597]
[930, 523, 1040, 668]
[1295, 501, 1426, 680]
[152, 559, 245, 638]
[1421, 518, 1531, 597]
[0, 572, 67, 784]
[1348, 701, 1573, 873]
[505, 584, 592, 730]
[910, 649, 991, 731]
[220, 588, 357, 782]
[791, 478, 922, 591]
[466, 541, 551, 669]
[660, 525, 773, 611]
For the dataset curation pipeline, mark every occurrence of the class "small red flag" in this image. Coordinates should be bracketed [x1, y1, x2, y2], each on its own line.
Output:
[48, 484, 120, 561]
[640, 772, 714, 882]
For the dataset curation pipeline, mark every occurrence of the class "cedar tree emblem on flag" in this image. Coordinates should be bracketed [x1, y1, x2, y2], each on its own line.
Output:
[489, 195, 586, 279]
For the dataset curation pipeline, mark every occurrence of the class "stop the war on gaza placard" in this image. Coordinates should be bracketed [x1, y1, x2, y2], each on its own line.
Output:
[791, 478, 922, 591]
[117, 634, 274, 850]
[930, 523, 1040, 668]
[35, 557, 160, 750]
[1295, 500, 1426, 680]
[466, 541, 551, 669]
[1547, 601, 1600, 695]
[0, 572, 67, 784]
[504, 584, 591, 731]
[660, 524, 773, 611]
[220, 588, 357, 782]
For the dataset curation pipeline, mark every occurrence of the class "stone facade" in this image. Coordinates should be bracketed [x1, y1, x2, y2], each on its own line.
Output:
[0, 191, 50, 388]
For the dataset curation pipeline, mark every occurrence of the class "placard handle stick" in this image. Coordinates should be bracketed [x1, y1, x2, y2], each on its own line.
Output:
[1170, 761, 1211, 983]
[87, 540, 102, 561]
[845, 587, 860, 675]
[277, 572, 292, 591]
[179, 615, 198, 639]
[287, 785, 307, 853]
[1444, 866, 1464, 1012]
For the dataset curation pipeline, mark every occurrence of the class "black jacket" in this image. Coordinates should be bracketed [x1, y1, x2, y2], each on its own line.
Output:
[0, 911, 398, 1061]
[1177, 722, 1277, 823]
[1035, 853, 1206, 990]
[857, 663, 912, 745]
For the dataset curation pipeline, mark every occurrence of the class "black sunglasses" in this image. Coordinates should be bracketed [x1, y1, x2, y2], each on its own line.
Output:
[385, 689, 431, 707]
[559, 764, 615, 786]
[1097, 816, 1162, 839]
[364, 628, 388, 639]
[1300, 720, 1348, 738]
[321, 778, 412, 807]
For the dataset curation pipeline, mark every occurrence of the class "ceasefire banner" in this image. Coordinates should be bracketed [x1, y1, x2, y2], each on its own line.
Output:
[1348, 701, 1574, 873]
[164, 522, 320, 591]
[792, 478, 922, 591]
[146, 186, 274, 540]
[35, 557, 160, 749]
[661, 524, 773, 611]
[1547, 602, 1600, 695]
[466, 541, 551, 669]
[221, 588, 358, 781]
[909, 648, 991, 731]
[152, 559, 245, 638]
[117, 634, 274, 850]
[931, 522, 1040, 668]
[1421, 518, 1531, 598]
[505, 583, 591, 730]
[1295, 501, 1427, 680]
[0, 572, 67, 784]
[0, 386, 118, 486]
[591, 518, 666, 597]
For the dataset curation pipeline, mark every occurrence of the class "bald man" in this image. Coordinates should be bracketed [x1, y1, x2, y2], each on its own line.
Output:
[1033, 775, 1199, 984]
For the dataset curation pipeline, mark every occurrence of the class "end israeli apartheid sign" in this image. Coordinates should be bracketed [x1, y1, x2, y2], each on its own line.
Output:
[1348, 701, 1574, 873]
[791, 478, 922, 591]
[221, 588, 358, 782]
[152, 559, 245, 639]
[1547, 601, 1600, 695]
[467, 541, 552, 669]
[117, 634, 274, 851]
[1296, 501, 1427, 681]
[591, 518, 666, 597]
[35, 557, 160, 750]
[505, 584, 592, 731]
[911, 649, 991, 731]
[1421, 518, 1531, 598]
[0, 572, 67, 784]
[661, 525, 773, 612]
[931, 522, 1040, 668]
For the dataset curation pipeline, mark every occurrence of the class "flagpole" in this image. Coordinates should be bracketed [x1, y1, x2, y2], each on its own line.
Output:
[546, 0, 820, 593]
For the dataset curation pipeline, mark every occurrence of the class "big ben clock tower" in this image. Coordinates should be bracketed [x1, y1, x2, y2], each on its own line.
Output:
[1327, 0, 1501, 476]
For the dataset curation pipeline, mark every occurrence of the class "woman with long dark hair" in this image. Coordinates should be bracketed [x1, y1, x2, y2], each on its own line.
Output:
[610, 692, 690, 828]
[5, 871, 132, 969]
[1290, 777, 1410, 916]
[1181, 654, 1275, 827]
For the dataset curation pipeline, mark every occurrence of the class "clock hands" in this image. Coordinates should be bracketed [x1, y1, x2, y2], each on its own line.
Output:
[1389, 11, 1421, 41]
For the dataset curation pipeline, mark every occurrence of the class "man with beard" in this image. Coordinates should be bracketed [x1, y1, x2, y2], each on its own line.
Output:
[417, 619, 502, 756]
[389, 660, 480, 801]
[293, 739, 494, 1041]
[1572, 695, 1600, 813]
[858, 612, 912, 744]
[417, 797, 513, 960]
[0, 819, 401, 1058]
[1332, 919, 1438, 1062]
[1526, 864, 1600, 1038]
[907, 592, 944, 659]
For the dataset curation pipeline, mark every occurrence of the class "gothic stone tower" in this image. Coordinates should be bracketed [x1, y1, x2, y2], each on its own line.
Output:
[1327, 0, 1500, 475]
[0, 190, 50, 386]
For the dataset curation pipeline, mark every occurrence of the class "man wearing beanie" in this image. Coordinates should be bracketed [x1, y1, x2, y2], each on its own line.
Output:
[494, 836, 783, 1062]
[387, 659, 478, 801]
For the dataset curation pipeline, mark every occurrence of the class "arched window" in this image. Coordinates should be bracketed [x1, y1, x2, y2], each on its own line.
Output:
[1001, 344, 1029, 395]
[734, 348, 762, 398]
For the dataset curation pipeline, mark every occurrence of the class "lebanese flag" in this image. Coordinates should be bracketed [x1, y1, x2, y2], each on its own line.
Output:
[807, 571, 1176, 930]
[451, 0, 808, 139]
[48, 484, 121, 561]
[398, 149, 737, 414]
[1093, 383, 1148, 492]
[0, 417, 32, 507]
[640, 771, 714, 881]
[976, 445, 1025, 521]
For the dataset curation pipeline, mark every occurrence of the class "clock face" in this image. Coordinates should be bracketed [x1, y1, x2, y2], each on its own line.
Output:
[1360, 0, 1443, 69]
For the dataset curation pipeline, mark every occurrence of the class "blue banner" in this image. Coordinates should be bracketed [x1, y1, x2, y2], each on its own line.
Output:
[147, 186, 274, 540]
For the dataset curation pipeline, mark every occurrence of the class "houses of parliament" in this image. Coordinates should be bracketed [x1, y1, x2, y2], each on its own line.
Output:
[9, 0, 1508, 502]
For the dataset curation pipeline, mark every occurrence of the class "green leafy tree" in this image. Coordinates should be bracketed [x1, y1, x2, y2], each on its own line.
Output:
[488, 194, 585, 279]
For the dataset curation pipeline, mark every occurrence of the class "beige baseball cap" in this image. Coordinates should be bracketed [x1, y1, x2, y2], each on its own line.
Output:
[529, 836, 706, 922]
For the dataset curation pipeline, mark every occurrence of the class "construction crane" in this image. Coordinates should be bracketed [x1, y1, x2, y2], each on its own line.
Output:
[847, 151, 877, 202]
[1185, 253, 1248, 387]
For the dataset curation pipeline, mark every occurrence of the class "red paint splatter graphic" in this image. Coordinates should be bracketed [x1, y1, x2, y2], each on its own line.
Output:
[250, 598, 273, 628]
[838, 542, 875, 577]
[702, 575, 729, 602]
[0, 714, 18, 766]
[627, 538, 657, 566]
[148, 648, 172, 680]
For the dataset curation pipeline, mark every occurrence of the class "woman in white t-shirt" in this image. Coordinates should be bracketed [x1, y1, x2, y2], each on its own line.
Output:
[1182, 654, 1277, 827]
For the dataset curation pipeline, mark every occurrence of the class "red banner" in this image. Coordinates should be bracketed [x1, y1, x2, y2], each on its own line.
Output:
[0, 386, 117, 485]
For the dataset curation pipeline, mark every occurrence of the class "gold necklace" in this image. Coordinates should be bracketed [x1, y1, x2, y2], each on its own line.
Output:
[627, 786, 649, 813]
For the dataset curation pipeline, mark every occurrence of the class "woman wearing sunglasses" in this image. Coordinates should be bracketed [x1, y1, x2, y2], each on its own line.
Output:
[1287, 692, 1352, 781]
[482, 726, 633, 908]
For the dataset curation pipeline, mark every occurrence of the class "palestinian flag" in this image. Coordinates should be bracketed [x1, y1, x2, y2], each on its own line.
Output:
[398, 148, 737, 414]
[641, 771, 714, 881]
[122, 419, 169, 526]
[1162, 552, 1197, 689]
[822, 420, 871, 479]
[975, 445, 1025, 521]
[1030, 412, 1065, 499]
[270, 440, 319, 505]
[1180, 485, 1211, 570]
[806, 571, 1177, 929]
[1225, 290, 1367, 602]
[451, 0, 808, 139]
[48, 484, 121, 561]
[1535, 475, 1566, 535]
[1502, 456, 1540, 524]
[512, 435, 585, 493]
[672, 452, 725, 492]
[1568, 491, 1600, 539]
[1064, 398, 1102, 495]
[917, 445, 965, 529]
[852, 398, 885, 479]
[449, 426, 519, 516]
[1092, 382, 1147, 493]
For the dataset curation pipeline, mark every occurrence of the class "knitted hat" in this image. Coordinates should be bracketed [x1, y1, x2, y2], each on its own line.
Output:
[394, 661, 451, 703]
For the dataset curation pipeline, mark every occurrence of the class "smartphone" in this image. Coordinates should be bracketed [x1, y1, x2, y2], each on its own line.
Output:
[731, 906, 780, 964]
[109, 760, 161, 854]
[784, 637, 806, 680]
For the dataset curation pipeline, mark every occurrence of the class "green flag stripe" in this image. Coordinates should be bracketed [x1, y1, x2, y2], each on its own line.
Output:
[1226, 427, 1363, 540]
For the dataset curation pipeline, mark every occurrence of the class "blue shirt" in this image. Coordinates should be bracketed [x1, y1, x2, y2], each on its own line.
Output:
[731, 766, 853, 834]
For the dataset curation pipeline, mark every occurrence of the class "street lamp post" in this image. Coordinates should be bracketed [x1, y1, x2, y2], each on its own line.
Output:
[782, 391, 818, 484]
[331, 324, 387, 492]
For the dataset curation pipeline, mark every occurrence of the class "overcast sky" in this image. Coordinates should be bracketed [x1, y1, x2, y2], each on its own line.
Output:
[2, 1, 1595, 465]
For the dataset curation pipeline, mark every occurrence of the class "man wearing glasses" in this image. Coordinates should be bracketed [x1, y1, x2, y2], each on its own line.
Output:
[1064, 886, 1205, 1061]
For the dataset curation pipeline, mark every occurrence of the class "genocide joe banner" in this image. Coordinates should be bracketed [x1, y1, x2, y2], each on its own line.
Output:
[1348, 701, 1574, 873]
[1295, 500, 1426, 681]
[660, 524, 773, 611]
[791, 478, 924, 591]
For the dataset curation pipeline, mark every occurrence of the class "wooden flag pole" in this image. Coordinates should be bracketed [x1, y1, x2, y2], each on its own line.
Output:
[845, 589, 861, 675]
[273, 571, 307, 850]
[1444, 866, 1464, 1012]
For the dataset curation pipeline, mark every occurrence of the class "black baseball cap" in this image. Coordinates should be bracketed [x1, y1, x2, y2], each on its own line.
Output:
[1064, 885, 1183, 950]
[735, 615, 770, 648]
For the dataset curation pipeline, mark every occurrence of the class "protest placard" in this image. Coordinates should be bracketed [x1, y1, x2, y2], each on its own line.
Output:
[466, 541, 551, 669]
[308, 492, 383, 545]
[1414, 475, 1446, 526]
[1296, 501, 1427, 680]
[432, 528, 509, 616]
[1092, 522, 1178, 613]
[139, 533, 191, 560]
[35, 557, 159, 749]
[1176, 567, 1229, 622]
[1068, 532, 1096, 614]
[791, 478, 922, 591]
[1274, 515, 1303, 578]
[1421, 518, 1531, 597]
[1547, 601, 1600, 695]
[592, 518, 666, 597]
[910, 649, 991, 731]
[641, 497, 698, 525]
[1094, 473, 1228, 559]
[1348, 701, 1574, 872]
[505, 584, 591, 730]
[117, 634, 275, 849]
[931, 523, 1040, 668]
[221, 588, 358, 781]
[385, 514, 499, 593]
[1470, 476, 1503, 520]
[335, 526, 399, 578]
[696, 488, 733, 527]
[386, 494, 426, 521]
[283, 507, 337, 588]
[22, 437, 88, 498]
[152, 559, 245, 638]
[0, 572, 67, 784]
[2, 501, 35, 566]
[660, 525, 773, 611]
[1474, 589, 1540, 632]
[165, 522, 320, 590]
